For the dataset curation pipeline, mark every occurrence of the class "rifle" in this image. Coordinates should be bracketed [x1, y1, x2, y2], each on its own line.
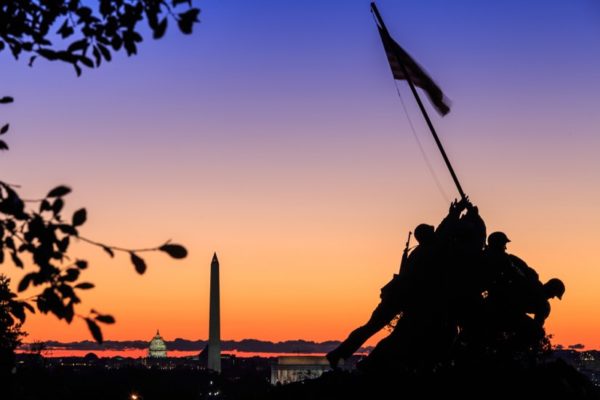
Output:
[398, 231, 412, 274]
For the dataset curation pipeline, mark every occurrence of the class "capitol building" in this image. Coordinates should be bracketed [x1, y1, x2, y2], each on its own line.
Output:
[148, 330, 168, 358]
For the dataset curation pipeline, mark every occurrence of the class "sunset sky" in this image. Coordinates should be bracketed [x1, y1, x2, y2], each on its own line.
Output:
[3, 0, 600, 349]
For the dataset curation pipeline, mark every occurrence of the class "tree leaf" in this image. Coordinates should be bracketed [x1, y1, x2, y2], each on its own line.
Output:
[95, 314, 115, 324]
[39, 199, 51, 212]
[102, 246, 114, 258]
[64, 268, 80, 282]
[159, 244, 188, 259]
[47, 185, 72, 198]
[153, 18, 167, 39]
[130, 252, 146, 274]
[0, 96, 14, 103]
[85, 318, 103, 343]
[5, 220, 15, 231]
[37, 48, 59, 61]
[93, 45, 101, 67]
[112, 36, 123, 51]
[58, 224, 77, 235]
[75, 260, 88, 269]
[22, 301, 35, 313]
[177, 8, 200, 34]
[97, 43, 111, 61]
[124, 38, 137, 56]
[18, 273, 36, 292]
[0, 184, 24, 218]
[75, 282, 94, 289]
[72, 208, 87, 226]
[65, 302, 74, 323]
[79, 55, 94, 68]
[76, 6, 92, 19]
[11, 252, 23, 268]
[58, 283, 75, 299]
[57, 20, 74, 39]
[10, 302, 26, 322]
[58, 236, 70, 252]
[52, 198, 64, 215]
[0, 124, 9, 134]
[0, 140, 8, 150]
[5, 237, 15, 251]
[68, 39, 88, 53]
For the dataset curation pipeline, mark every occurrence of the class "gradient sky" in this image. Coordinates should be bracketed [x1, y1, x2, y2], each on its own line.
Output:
[2, 0, 600, 349]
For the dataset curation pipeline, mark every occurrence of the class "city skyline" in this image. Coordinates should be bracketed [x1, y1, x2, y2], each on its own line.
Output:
[3, 0, 600, 349]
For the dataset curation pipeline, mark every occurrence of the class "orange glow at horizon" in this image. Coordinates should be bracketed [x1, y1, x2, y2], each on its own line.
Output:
[3, 1, 600, 351]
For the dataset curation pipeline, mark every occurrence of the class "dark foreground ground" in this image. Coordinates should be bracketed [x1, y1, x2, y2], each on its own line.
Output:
[269, 359, 600, 400]
[8, 365, 270, 400]
[7, 359, 600, 400]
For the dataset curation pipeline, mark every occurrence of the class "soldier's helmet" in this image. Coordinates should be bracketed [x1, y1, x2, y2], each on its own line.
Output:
[544, 278, 566, 300]
[488, 231, 511, 248]
[414, 224, 435, 244]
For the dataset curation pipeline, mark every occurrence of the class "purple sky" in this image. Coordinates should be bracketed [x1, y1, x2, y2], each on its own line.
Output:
[3, 0, 600, 347]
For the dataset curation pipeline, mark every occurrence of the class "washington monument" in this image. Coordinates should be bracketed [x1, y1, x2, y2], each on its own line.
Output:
[208, 252, 221, 372]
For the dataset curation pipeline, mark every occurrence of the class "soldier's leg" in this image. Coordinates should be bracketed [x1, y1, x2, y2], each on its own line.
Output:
[327, 302, 398, 368]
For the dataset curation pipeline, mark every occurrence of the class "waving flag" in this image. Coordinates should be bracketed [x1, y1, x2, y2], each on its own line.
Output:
[376, 25, 451, 116]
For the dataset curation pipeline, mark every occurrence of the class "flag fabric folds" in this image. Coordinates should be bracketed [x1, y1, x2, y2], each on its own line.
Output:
[376, 25, 451, 116]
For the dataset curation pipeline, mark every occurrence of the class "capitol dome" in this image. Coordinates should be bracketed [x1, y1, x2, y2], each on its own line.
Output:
[148, 330, 168, 358]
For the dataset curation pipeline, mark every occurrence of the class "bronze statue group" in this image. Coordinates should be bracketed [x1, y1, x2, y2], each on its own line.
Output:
[266, 200, 600, 399]
[327, 198, 565, 374]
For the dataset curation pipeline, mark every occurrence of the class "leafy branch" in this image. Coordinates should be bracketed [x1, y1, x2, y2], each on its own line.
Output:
[0, 0, 198, 369]
[1, 99, 188, 343]
[0, 0, 201, 76]
[77, 235, 187, 275]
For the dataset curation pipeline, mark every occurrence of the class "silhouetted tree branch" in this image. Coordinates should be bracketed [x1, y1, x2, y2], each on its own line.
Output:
[0, 1, 199, 356]
[0, 0, 200, 75]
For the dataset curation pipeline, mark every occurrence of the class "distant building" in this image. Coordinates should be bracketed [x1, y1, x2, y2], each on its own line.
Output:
[148, 330, 168, 358]
[271, 356, 331, 384]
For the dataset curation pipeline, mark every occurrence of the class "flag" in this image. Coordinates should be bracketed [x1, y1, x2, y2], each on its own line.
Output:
[376, 25, 451, 116]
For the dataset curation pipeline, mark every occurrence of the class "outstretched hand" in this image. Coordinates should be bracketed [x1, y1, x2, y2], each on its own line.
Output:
[449, 199, 459, 214]
[458, 196, 475, 211]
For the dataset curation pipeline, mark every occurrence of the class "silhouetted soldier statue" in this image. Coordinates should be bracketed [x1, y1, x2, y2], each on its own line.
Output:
[327, 201, 567, 378]
[362, 220, 455, 373]
[536, 278, 565, 322]
[272, 199, 581, 400]
[327, 199, 483, 372]
[522, 277, 565, 327]
[444, 199, 487, 332]
[467, 231, 565, 358]
[326, 222, 444, 369]
[326, 224, 423, 368]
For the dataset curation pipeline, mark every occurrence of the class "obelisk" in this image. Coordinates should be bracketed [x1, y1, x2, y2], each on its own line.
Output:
[207, 252, 221, 372]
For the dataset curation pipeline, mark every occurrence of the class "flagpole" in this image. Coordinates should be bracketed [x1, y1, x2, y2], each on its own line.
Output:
[371, 3, 467, 201]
